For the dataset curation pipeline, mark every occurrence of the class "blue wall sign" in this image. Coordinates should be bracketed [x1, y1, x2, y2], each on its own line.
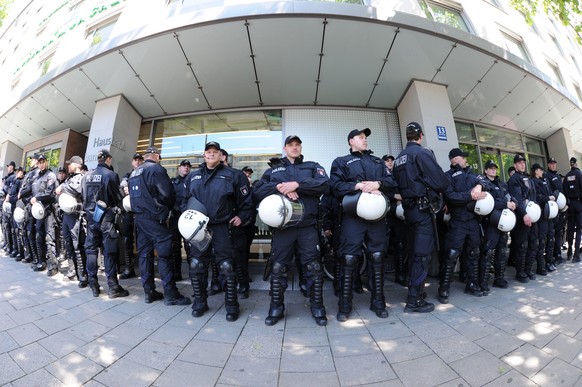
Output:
[436, 126, 447, 141]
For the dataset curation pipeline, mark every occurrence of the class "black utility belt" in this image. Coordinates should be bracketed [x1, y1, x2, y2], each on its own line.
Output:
[403, 197, 429, 208]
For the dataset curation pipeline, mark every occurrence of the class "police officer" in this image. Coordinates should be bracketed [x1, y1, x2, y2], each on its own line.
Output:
[82, 149, 129, 298]
[18, 155, 40, 265]
[170, 159, 192, 281]
[254, 135, 329, 326]
[478, 160, 516, 291]
[184, 141, 252, 321]
[119, 152, 144, 279]
[508, 154, 539, 282]
[531, 163, 557, 275]
[393, 122, 449, 313]
[55, 156, 88, 287]
[2, 161, 16, 255]
[330, 128, 398, 321]
[6, 167, 24, 260]
[563, 157, 582, 262]
[546, 157, 565, 266]
[129, 146, 191, 305]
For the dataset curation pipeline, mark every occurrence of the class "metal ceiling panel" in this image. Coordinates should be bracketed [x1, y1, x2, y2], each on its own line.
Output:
[177, 22, 259, 110]
[22, 84, 82, 132]
[316, 20, 394, 106]
[4, 108, 43, 140]
[513, 90, 563, 135]
[120, 33, 209, 116]
[250, 18, 322, 105]
[369, 28, 453, 108]
[17, 95, 64, 132]
[50, 68, 106, 120]
[80, 51, 164, 117]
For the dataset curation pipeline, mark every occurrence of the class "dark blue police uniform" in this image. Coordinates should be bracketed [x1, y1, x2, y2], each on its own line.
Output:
[31, 161, 57, 273]
[8, 173, 23, 259]
[532, 171, 555, 275]
[18, 163, 39, 265]
[545, 166, 565, 264]
[563, 164, 582, 262]
[2, 170, 15, 255]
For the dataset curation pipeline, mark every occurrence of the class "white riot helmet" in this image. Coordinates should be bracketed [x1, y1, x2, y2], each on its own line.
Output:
[122, 195, 132, 212]
[342, 192, 389, 222]
[395, 203, 405, 221]
[13, 207, 25, 224]
[490, 208, 517, 232]
[544, 201, 559, 220]
[31, 202, 48, 220]
[473, 192, 495, 216]
[258, 194, 304, 228]
[556, 192, 567, 211]
[2, 201, 11, 213]
[525, 200, 541, 223]
[178, 209, 212, 251]
[58, 193, 80, 214]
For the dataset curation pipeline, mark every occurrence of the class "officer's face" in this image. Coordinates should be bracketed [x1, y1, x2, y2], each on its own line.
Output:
[58, 172, 66, 180]
[515, 160, 526, 173]
[68, 163, 77, 173]
[485, 167, 497, 179]
[284, 140, 302, 159]
[349, 133, 368, 152]
[548, 162, 557, 172]
[179, 164, 190, 177]
[205, 148, 221, 168]
[38, 159, 47, 171]
[132, 158, 143, 169]
[385, 159, 393, 170]
[451, 156, 467, 168]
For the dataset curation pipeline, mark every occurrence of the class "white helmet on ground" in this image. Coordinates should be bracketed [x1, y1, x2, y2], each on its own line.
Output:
[13, 207, 25, 224]
[525, 201, 541, 223]
[544, 201, 559, 220]
[58, 193, 79, 214]
[490, 208, 516, 232]
[178, 209, 212, 251]
[342, 192, 389, 222]
[31, 202, 47, 220]
[258, 194, 304, 228]
[122, 195, 132, 212]
[473, 192, 494, 216]
[556, 192, 567, 210]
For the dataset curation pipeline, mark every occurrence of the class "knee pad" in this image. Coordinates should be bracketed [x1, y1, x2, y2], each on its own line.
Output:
[369, 252, 384, 264]
[343, 255, 359, 267]
[519, 241, 528, 250]
[447, 249, 461, 262]
[305, 260, 322, 275]
[468, 248, 479, 259]
[219, 260, 234, 274]
[529, 239, 539, 251]
[189, 258, 205, 272]
[272, 261, 287, 275]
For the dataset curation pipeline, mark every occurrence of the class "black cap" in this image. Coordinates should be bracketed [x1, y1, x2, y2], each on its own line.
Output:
[132, 152, 143, 160]
[242, 166, 254, 173]
[382, 155, 394, 161]
[16, 166, 23, 172]
[81, 164, 88, 171]
[284, 135, 302, 145]
[205, 141, 221, 151]
[508, 166, 516, 173]
[484, 160, 498, 169]
[514, 154, 526, 163]
[220, 149, 229, 158]
[347, 128, 371, 142]
[548, 157, 557, 164]
[570, 157, 577, 165]
[30, 154, 40, 160]
[179, 159, 191, 166]
[66, 155, 83, 165]
[58, 167, 67, 173]
[37, 154, 47, 162]
[97, 149, 112, 160]
[448, 148, 469, 159]
[406, 122, 423, 136]
[531, 163, 543, 171]
[6, 161, 15, 168]
[144, 146, 160, 155]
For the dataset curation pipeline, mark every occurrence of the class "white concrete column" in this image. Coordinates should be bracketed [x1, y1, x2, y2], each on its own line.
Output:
[397, 80, 457, 170]
[546, 127, 575, 175]
[0, 141, 23, 180]
[85, 95, 142, 172]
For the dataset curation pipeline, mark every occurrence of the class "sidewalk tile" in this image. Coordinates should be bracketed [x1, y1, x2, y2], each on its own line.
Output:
[45, 351, 103, 386]
[93, 358, 159, 387]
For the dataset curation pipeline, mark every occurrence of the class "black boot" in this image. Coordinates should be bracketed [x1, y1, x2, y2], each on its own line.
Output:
[404, 282, 434, 313]
[493, 246, 509, 288]
[108, 283, 129, 299]
[190, 258, 209, 317]
[119, 248, 136, 279]
[394, 242, 407, 286]
[224, 275, 239, 322]
[76, 250, 88, 288]
[464, 248, 483, 297]
[515, 241, 529, 283]
[337, 255, 357, 322]
[369, 252, 388, 318]
[307, 261, 327, 326]
[438, 250, 458, 304]
[479, 249, 494, 295]
[88, 277, 100, 297]
[265, 262, 286, 326]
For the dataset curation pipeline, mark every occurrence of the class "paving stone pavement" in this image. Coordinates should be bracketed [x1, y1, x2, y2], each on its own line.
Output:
[1, 251, 582, 386]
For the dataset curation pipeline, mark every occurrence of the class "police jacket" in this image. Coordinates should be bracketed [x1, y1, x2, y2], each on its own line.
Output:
[129, 159, 175, 221]
[532, 176, 553, 208]
[393, 142, 449, 199]
[8, 177, 23, 206]
[32, 168, 57, 205]
[19, 167, 39, 202]
[330, 149, 397, 200]
[171, 174, 189, 213]
[183, 162, 252, 225]
[563, 167, 582, 200]
[477, 175, 509, 211]
[254, 156, 329, 228]
[82, 163, 123, 213]
[508, 171, 537, 218]
[59, 173, 84, 201]
[2, 172, 15, 195]
[444, 164, 482, 222]
[545, 170, 564, 193]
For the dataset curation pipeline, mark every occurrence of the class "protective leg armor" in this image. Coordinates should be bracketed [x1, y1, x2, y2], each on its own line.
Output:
[265, 261, 287, 326]
[337, 255, 358, 322]
[189, 258, 209, 317]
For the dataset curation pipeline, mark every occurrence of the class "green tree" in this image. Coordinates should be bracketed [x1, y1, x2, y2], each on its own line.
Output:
[510, 0, 582, 43]
[0, 0, 14, 29]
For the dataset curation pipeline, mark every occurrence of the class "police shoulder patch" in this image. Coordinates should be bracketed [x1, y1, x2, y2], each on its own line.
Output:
[240, 186, 249, 196]
[316, 168, 326, 176]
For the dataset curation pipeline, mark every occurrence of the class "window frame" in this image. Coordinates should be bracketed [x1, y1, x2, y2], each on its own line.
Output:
[498, 27, 532, 63]
[418, 0, 473, 34]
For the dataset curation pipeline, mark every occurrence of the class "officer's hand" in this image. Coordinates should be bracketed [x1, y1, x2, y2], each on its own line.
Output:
[524, 214, 532, 227]
[394, 193, 402, 201]
[324, 229, 332, 238]
[55, 186, 62, 195]
[286, 191, 299, 201]
[124, 186, 129, 195]
[549, 195, 556, 201]
[369, 190, 382, 195]
[277, 182, 299, 195]
[30, 197, 37, 204]
[507, 201, 516, 210]
[229, 216, 242, 227]
[361, 181, 381, 193]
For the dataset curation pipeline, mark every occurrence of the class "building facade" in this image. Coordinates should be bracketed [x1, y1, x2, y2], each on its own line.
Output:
[0, 0, 581, 179]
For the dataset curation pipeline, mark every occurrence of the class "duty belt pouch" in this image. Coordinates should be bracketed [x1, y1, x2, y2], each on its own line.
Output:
[418, 197, 431, 211]
[93, 200, 108, 223]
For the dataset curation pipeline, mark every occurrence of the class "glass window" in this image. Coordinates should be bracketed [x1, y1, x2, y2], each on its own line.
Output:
[39, 53, 54, 76]
[476, 126, 523, 151]
[459, 143, 480, 172]
[419, 0, 471, 33]
[88, 19, 117, 46]
[547, 60, 565, 86]
[500, 152, 516, 182]
[524, 137, 543, 155]
[574, 82, 582, 103]
[455, 121, 477, 142]
[548, 33, 565, 57]
[500, 31, 530, 63]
